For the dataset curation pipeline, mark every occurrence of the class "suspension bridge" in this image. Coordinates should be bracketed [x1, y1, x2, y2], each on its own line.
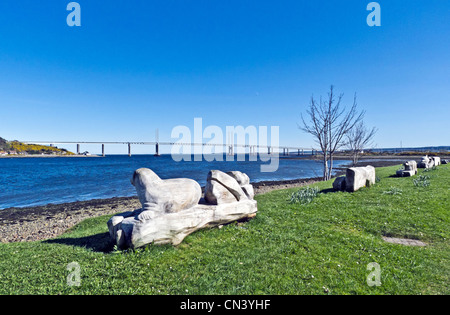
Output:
[21, 140, 318, 157]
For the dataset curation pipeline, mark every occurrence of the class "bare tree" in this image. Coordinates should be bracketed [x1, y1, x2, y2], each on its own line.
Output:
[300, 86, 364, 180]
[345, 121, 377, 166]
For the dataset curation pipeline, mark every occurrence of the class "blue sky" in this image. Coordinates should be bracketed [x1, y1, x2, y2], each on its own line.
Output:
[0, 0, 449, 154]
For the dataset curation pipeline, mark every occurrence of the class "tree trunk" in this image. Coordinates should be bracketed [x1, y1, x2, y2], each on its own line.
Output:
[328, 154, 334, 180]
[323, 152, 329, 180]
[352, 152, 358, 166]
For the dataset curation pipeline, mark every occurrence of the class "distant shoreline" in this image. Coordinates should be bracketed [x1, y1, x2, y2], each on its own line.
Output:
[0, 154, 102, 159]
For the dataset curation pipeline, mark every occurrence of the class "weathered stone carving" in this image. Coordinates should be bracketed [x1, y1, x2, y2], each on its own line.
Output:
[131, 168, 202, 220]
[332, 176, 346, 191]
[345, 166, 376, 192]
[418, 155, 435, 169]
[227, 171, 255, 199]
[396, 160, 418, 177]
[333, 166, 376, 192]
[431, 156, 441, 166]
[108, 168, 257, 249]
[204, 170, 248, 205]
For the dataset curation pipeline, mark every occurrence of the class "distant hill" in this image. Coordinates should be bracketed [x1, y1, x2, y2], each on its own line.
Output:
[0, 137, 75, 156]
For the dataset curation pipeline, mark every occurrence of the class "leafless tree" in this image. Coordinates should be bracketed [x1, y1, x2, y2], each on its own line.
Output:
[300, 86, 364, 180]
[345, 121, 377, 166]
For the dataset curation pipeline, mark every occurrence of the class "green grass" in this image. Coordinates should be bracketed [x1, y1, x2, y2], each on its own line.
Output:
[0, 165, 449, 295]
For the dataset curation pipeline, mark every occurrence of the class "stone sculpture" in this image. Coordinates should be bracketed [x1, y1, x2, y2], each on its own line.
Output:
[418, 156, 443, 168]
[332, 176, 347, 191]
[108, 169, 257, 249]
[204, 170, 255, 204]
[333, 165, 376, 192]
[204, 170, 248, 205]
[396, 160, 418, 177]
[418, 155, 434, 169]
[131, 168, 202, 221]
[431, 156, 441, 166]
[227, 171, 255, 200]
[345, 166, 376, 192]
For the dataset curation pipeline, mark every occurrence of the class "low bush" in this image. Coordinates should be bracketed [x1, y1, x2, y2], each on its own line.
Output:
[289, 186, 320, 204]
[413, 175, 430, 187]
[383, 186, 403, 195]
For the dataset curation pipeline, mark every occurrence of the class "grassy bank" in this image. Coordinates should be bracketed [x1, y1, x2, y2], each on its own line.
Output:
[0, 164, 448, 295]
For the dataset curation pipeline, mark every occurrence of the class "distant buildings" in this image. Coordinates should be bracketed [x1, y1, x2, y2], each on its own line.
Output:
[0, 150, 71, 156]
[0, 150, 17, 156]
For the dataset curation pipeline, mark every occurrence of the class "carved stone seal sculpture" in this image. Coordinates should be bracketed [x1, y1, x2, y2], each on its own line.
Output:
[131, 168, 202, 221]
[108, 168, 257, 249]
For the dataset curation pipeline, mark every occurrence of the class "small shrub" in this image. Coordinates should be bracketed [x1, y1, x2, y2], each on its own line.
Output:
[423, 166, 437, 172]
[413, 175, 430, 188]
[290, 186, 320, 204]
[383, 187, 403, 195]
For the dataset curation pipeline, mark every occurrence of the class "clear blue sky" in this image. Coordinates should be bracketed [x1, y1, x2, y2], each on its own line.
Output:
[0, 0, 449, 154]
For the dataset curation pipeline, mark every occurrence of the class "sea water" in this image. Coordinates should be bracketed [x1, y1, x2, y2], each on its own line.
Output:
[0, 155, 350, 209]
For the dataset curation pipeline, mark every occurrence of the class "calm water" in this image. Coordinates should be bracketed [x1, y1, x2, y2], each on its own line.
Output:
[0, 155, 350, 209]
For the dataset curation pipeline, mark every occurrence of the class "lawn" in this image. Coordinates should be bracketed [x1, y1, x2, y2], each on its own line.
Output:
[0, 164, 448, 295]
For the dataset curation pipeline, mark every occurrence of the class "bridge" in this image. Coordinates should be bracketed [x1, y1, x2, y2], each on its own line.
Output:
[21, 140, 318, 157]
